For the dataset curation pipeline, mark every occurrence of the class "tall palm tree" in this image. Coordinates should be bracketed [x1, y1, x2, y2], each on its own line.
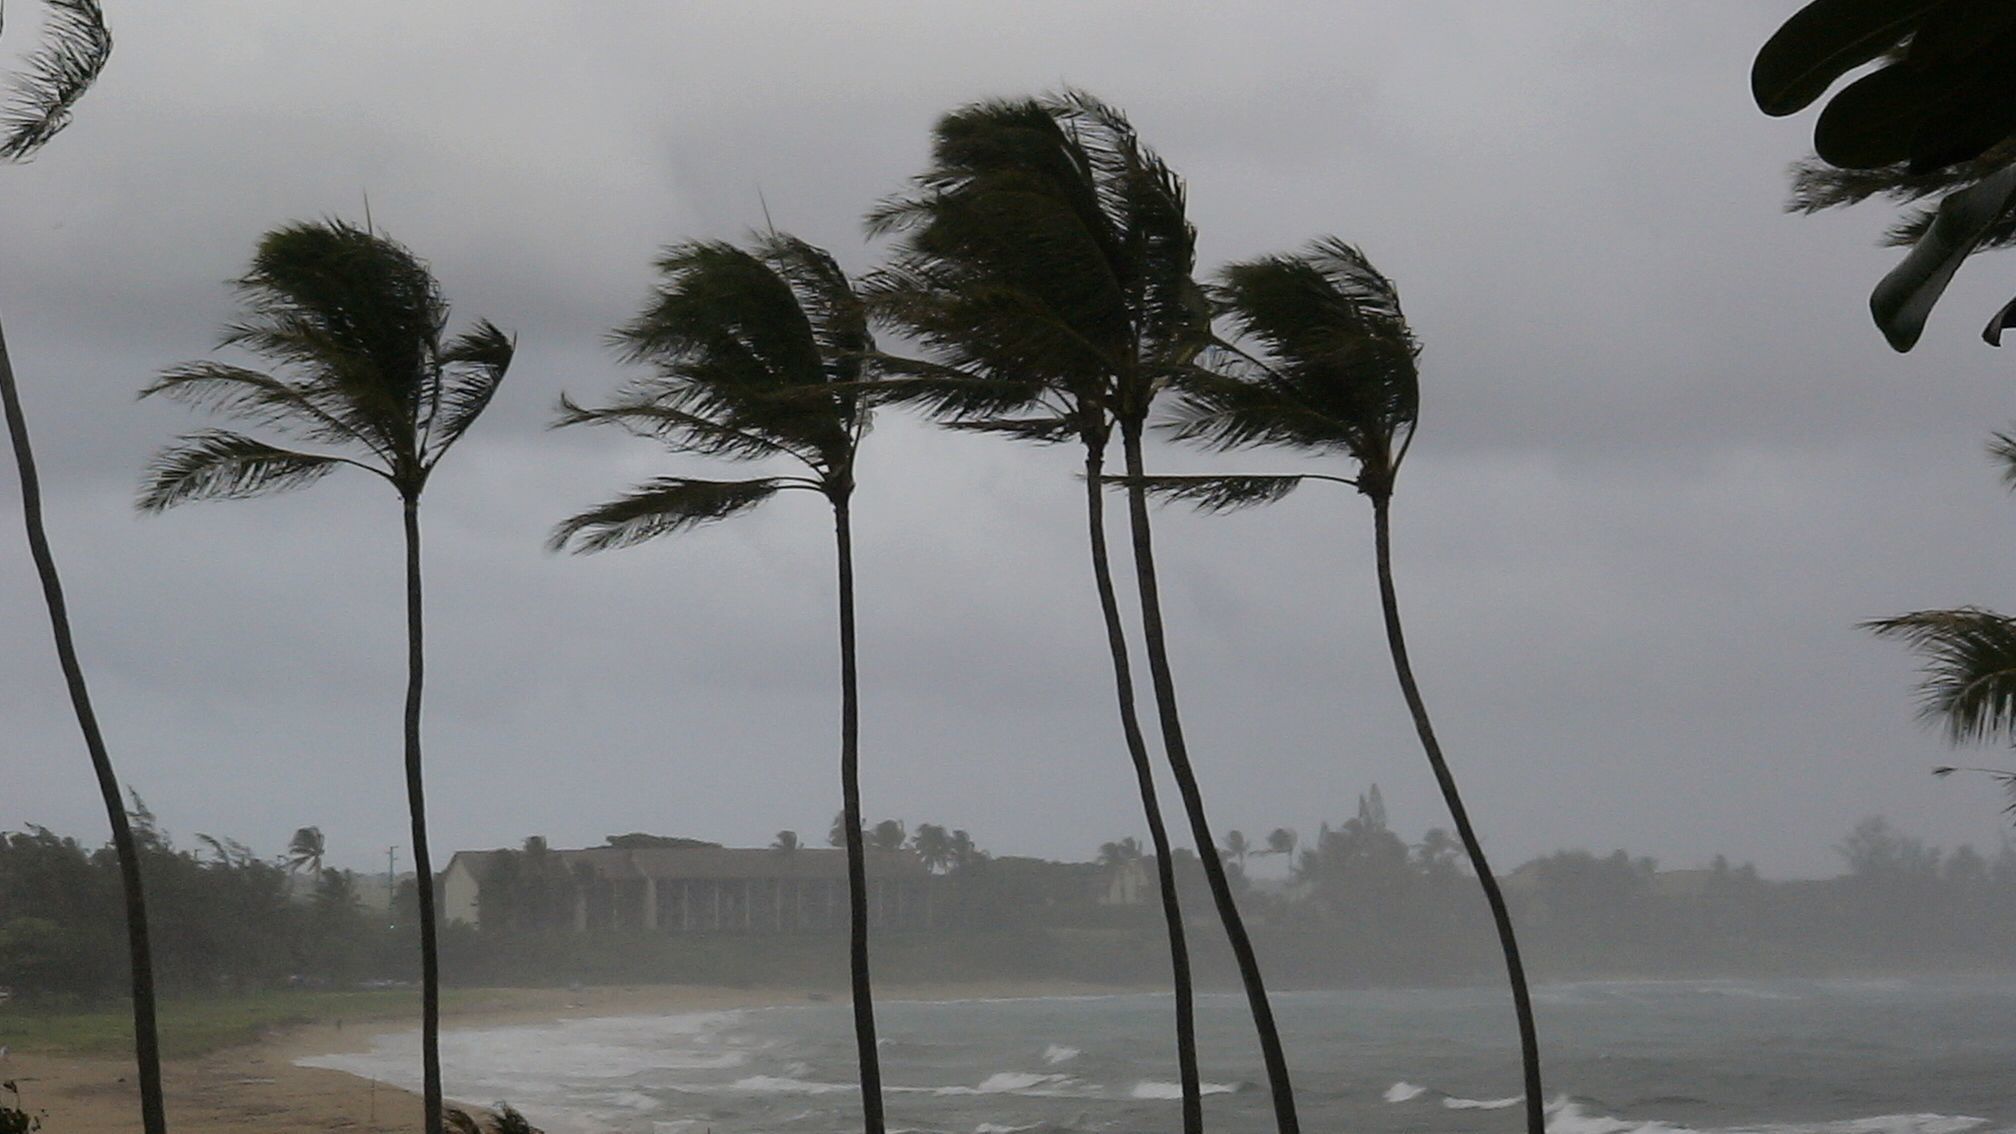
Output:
[773, 830, 803, 854]
[549, 233, 888, 1134]
[0, 8, 159, 1132]
[1264, 827, 1298, 861]
[1222, 829, 1250, 869]
[868, 91, 1295, 1134]
[138, 219, 513, 1134]
[1133, 237, 1545, 1134]
[287, 826, 327, 879]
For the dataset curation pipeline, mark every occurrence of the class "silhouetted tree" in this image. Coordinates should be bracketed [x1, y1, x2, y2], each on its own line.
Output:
[552, 233, 888, 1134]
[139, 219, 513, 1134]
[286, 826, 326, 880]
[867, 91, 1289, 1133]
[1137, 237, 1544, 1134]
[0, 7, 151, 1126]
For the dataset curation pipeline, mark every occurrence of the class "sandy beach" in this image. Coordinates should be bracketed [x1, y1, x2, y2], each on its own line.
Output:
[0, 981, 1123, 1133]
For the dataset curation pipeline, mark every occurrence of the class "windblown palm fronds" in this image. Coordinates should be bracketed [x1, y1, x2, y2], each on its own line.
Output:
[139, 221, 514, 506]
[1867, 608, 2016, 745]
[0, 0, 111, 161]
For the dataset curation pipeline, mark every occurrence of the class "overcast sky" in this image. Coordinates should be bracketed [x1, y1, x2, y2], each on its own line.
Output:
[6, 3, 2016, 880]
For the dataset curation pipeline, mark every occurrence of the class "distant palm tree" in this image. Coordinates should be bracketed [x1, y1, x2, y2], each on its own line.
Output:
[947, 829, 980, 872]
[1098, 836, 1144, 869]
[867, 91, 1289, 1134]
[773, 830, 802, 854]
[0, 8, 159, 1131]
[911, 823, 953, 873]
[1222, 829, 1250, 869]
[867, 819, 907, 853]
[1264, 828, 1298, 861]
[551, 233, 887, 1134]
[829, 811, 855, 849]
[1138, 237, 1544, 1134]
[139, 219, 513, 1134]
[287, 826, 326, 879]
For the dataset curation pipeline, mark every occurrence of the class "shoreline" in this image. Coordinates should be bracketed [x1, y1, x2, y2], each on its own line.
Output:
[1, 980, 1132, 1133]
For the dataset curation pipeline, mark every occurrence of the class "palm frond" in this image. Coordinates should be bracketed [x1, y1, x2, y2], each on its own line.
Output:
[139, 361, 390, 459]
[429, 319, 514, 460]
[548, 476, 800, 553]
[1103, 473, 1310, 513]
[1989, 428, 2016, 490]
[942, 414, 1081, 444]
[1866, 608, 2016, 744]
[0, 0, 111, 162]
[553, 391, 802, 462]
[137, 429, 351, 512]
[1931, 765, 2016, 816]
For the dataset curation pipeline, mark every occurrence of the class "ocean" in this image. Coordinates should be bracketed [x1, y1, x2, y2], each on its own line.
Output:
[296, 976, 2016, 1134]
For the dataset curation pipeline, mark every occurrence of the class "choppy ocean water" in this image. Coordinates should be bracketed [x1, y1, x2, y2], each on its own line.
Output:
[296, 976, 2016, 1134]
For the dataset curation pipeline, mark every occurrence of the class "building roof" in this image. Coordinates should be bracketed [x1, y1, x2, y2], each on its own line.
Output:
[446, 845, 928, 883]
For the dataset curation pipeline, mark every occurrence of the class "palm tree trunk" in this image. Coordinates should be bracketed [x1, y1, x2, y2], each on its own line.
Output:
[1372, 494, 1543, 1134]
[0, 318, 167, 1134]
[1119, 421, 1299, 1134]
[401, 494, 445, 1134]
[833, 496, 886, 1134]
[1083, 442, 1202, 1134]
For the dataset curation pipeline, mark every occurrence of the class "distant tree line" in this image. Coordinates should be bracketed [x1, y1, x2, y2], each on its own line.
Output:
[8, 799, 2015, 1004]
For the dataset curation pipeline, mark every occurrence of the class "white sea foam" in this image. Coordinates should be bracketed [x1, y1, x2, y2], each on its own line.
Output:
[1543, 1099, 1990, 1134]
[1384, 1081, 1428, 1103]
[1129, 1080, 1239, 1099]
[726, 1074, 857, 1095]
[1446, 1094, 1522, 1110]
[1042, 1044, 1080, 1065]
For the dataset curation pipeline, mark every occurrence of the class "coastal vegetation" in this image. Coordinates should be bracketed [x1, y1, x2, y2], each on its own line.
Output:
[5, 808, 2010, 1011]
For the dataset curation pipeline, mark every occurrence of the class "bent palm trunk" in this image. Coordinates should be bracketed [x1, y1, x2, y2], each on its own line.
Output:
[1084, 444, 1202, 1134]
[834, 497, 886, 1134]
[1372, 495, 1543, 1134]
[0, 320, 168, 1134]
[402, 495, 445, 1134]
[1120, 422, 1300, 1134]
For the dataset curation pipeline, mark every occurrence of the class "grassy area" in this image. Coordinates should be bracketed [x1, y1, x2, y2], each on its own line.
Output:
[0, 988, 437, 1059]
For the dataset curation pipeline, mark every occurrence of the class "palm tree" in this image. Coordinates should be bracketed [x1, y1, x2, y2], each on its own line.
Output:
[1135, 237, 1545, 1134]
[550, 233, 887, 1134]
[1222, 829, 1250, 869]
[1098, 836, 1144, 869]
[867, 819, 907, 853]
[0, 8, 159, 1132]
[867, 91, 1291, 1134]
[911, 823, 953, 873]
[829, 811, 855, 849]
[773, 830, 802, 854]
[287, 826, 326, 879]
[1264, 827, 1298, 861]
[138, 219, 514, 1134]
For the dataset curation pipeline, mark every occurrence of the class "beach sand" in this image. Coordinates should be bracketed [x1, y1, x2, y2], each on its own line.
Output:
[1, 981, 1121, 1132]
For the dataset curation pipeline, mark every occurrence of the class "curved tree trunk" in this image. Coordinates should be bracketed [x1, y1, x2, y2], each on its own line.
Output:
[402, 495, 445, 1134]
[0, 320, 167, 1134]
[1084, 443, 1202, 1134]
[1119, 422, 1299, 1134]
[1372, 495, 1543, 1134]
[833, 497, 886, 1134]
